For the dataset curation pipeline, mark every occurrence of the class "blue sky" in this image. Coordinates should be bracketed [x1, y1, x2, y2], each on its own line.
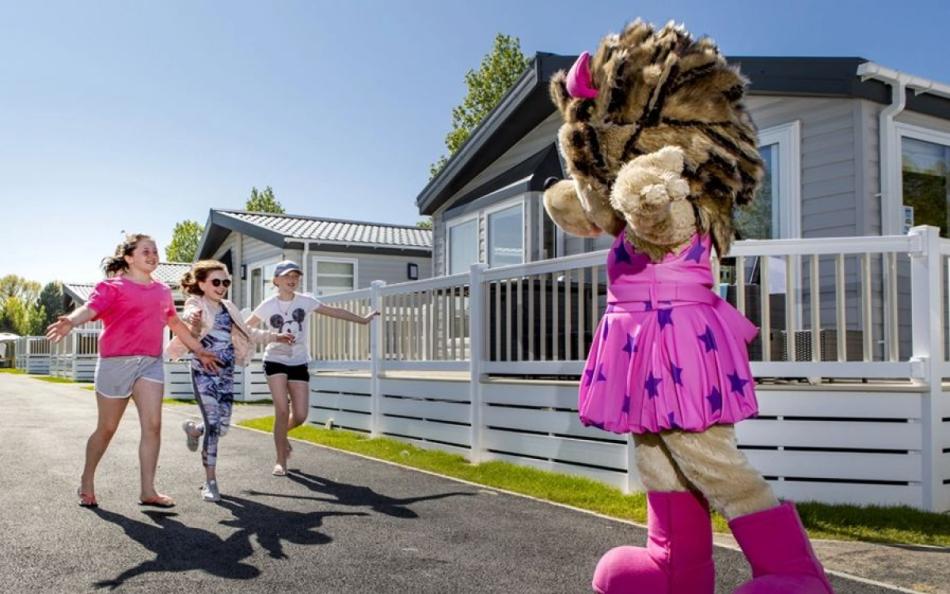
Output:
[1, 0, 947, 284]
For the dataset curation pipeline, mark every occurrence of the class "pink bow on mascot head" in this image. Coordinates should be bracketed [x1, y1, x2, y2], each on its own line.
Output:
[565, 51, 598, 99]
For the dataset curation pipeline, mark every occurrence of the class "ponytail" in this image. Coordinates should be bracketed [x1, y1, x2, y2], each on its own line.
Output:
[101, 233, 154, 277]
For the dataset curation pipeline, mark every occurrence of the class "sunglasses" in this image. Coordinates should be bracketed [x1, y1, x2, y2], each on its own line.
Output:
[209, 279, 232, 288]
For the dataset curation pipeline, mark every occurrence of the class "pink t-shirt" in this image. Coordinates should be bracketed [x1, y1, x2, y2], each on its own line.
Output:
[86, 277, 177, 358]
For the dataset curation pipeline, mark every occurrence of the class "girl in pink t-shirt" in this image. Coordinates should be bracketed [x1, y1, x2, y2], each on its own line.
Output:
[47, 234, 218, 508]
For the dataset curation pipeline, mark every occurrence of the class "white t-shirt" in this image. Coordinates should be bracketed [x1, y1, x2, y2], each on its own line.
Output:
[253, 293, 323, 365]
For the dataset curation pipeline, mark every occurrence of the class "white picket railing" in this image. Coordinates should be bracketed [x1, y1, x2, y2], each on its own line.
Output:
[308, 226, 950, 512]
[14, 336, 52, 375]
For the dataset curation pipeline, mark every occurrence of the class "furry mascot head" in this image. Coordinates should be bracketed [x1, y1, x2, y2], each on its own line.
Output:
[543, 20, 763, 260]
[548, 21, 834, 594]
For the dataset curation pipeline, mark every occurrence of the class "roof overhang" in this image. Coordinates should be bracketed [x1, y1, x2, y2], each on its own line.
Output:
[417, 55, 950, 217]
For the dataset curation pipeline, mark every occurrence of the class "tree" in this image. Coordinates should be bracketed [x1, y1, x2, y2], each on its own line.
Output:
[416, 218, 433, 230]
[0, 296, 45, 335]
[0, 275, 41, 304]
[37, 281, 65, 328]
[166, 220, 204, 263]
[429, 34, 531, 178]
[245, 186, 285, 213]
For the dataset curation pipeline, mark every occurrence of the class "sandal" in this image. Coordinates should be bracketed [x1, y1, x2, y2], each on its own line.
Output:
[77, 487, 98, 508]
[272, 464, 287, 477]
[139, 494, 176, 508]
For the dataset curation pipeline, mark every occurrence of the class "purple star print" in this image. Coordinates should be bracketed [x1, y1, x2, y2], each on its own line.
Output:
[698, 326, 717, 352]
[707, 386, 723, 413]
[728, 371, 749, 395]
[612, 242, 632, 265]
[670, 363, 684, 385]
[622, 334, 636, 355]
[684, 239, 706, 263]
[645, 373, 662, 398]
[658, 308, 674, 329]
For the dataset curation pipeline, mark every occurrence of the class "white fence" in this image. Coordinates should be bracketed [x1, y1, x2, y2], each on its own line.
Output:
[164, 360, 272, 402]
[14, 337, 51, 375]
[49, 330, 99, 382]
[308, 226, 950, 512]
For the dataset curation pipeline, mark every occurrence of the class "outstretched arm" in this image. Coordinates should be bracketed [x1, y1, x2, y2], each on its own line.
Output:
[167, 316, 220, 371]
[46, 305, 97, 343]
[317, 306, 378, 325]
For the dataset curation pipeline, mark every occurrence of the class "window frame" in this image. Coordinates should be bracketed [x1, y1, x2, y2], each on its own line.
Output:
[311, 256, 358, 297]
[897, 122, 950, 234]
[245, 257, 281, 311]
[445, 212, 479, 275]
[484, 197, 526, 268]
[755, 121, 802, 240]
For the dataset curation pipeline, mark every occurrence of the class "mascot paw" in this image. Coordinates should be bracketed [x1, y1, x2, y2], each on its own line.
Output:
[611, 146, 689, 216]
[543, 179, 604, 238]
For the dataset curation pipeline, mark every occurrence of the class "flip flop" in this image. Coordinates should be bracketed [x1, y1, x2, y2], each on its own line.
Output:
[138, 494, 176, 508]
[272, 464, 287, 477]
[77, 487, 98, 508]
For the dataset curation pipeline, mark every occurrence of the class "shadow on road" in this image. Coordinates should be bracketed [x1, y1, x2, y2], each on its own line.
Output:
[218, 494, 367, 559]
[244, 468, 476, 519]
[90, 508, 259, 590]
[90, 496, 365, 588]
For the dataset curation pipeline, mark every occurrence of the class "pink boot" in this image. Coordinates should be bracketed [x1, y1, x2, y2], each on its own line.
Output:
[592, 491, 714, 593]
[729, 502, 834, 593]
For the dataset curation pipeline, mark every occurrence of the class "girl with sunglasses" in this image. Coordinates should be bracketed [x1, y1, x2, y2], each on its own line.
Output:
[167, 260, 292, 501]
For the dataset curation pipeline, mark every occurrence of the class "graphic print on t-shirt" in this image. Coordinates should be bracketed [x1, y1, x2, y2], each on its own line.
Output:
[268, 307, 306, 342]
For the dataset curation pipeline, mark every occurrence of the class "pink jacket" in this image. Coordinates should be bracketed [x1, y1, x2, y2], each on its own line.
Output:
[164, 296, 277, 368]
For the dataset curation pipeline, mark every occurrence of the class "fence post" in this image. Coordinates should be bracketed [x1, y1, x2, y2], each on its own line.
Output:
[909, 225, 942, 511]
[369, 280, 386, 438]
[469, 264, 488, 464]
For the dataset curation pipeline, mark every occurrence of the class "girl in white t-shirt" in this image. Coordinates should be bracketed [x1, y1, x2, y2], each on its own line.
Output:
[246, 260, 376, 476]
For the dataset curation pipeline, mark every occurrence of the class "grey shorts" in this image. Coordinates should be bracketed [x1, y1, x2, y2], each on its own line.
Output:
[95, 356, 165, 399]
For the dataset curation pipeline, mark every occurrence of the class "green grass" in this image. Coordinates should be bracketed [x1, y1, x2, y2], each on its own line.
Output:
[164, 398, 273, 406]
[239, 415, 950, 548]
[33, 375, 78, 384]
[0, 368, 25, 374]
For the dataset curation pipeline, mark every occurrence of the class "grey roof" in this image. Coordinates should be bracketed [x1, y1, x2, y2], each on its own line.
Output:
[197, 209, 433, 259]
[416, 54, 950, 216]
[151, 262, 191, 285]
[64, 263, 190, 304]
[63, 283, 95, 304]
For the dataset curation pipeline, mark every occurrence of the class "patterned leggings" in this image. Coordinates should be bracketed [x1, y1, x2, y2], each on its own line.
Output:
[190, 366, 234, 468]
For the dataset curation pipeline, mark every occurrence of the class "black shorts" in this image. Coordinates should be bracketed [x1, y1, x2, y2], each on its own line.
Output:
[263, 361, 310, 383]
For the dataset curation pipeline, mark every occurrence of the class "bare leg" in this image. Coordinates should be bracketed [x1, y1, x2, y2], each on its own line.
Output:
[131, 378, 166, 501]
[81, 395, 130, 496]
[268, 374, 291, 467]
[285, 380, 310, 454]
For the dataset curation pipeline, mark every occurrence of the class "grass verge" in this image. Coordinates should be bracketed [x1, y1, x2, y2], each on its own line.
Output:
[33, 376, 78, 384]
[164, 398, 273, 406]
[0, 368, 24, 374]
[239, 415, 950, 548]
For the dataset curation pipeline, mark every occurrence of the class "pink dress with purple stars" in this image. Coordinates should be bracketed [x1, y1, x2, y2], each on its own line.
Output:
[578, 231, 760, 434]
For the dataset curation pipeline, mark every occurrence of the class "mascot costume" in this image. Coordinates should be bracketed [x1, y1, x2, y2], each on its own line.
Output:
[542, 20, 833, 594]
